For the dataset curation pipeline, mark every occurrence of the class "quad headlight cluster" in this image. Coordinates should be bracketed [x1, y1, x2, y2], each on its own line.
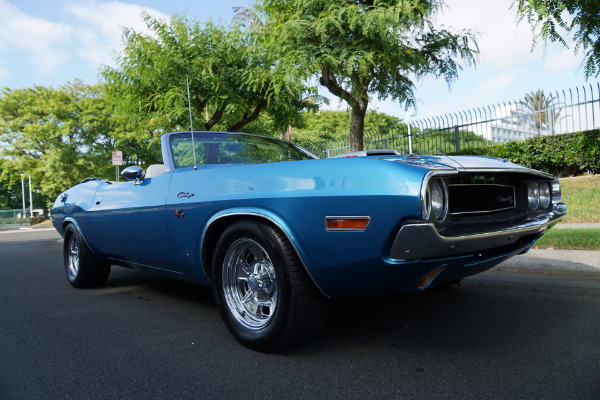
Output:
[422, 177, 448, 222]
[527, 181, 554, 210]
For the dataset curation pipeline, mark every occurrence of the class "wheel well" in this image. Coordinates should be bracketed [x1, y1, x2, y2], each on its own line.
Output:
[63, 221, 74, 234]
[201, 215, 292, 282]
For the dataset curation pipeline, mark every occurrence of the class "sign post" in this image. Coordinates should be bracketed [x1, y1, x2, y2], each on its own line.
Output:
[112, 150, 123, 182]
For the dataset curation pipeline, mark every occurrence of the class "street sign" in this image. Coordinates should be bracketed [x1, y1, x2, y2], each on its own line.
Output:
[112, 150, 123, 166]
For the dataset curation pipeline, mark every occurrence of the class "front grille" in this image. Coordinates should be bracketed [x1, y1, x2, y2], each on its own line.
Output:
[448, 184, 516, 215]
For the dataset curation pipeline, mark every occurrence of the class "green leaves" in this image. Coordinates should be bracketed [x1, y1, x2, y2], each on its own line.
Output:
[102, 14, 314, 139]
[464, 129, 600, 176]
[257, 0, 478, 150]
[513, 0, 600, 79]
[0, 81, 117, 205]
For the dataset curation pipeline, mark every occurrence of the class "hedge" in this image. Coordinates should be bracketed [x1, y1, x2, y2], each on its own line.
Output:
[452, 129, 600, 177]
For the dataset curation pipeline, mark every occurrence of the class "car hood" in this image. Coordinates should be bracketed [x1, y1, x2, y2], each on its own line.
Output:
[381, 154, 533, 172]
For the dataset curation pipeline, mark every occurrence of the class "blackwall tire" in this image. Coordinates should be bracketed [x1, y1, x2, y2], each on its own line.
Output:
[212, 220, 329, 352]
[63, 224, 110, 288]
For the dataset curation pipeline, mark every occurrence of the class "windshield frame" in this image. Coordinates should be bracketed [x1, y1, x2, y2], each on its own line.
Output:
[161, 131, 317, 171]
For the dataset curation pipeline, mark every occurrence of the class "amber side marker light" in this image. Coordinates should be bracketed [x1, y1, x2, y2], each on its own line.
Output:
[325, 217, 371, 231]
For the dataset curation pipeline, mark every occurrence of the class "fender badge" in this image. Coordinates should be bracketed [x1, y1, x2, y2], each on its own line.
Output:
[174, 210, 185, 219]
[177, 192, 195, 199]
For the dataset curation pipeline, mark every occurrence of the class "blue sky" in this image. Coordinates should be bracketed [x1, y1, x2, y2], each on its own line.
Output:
[0, 0, 592, 121]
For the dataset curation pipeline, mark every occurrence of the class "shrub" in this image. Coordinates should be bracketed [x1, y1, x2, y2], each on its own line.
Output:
[452, 129, 600, 176]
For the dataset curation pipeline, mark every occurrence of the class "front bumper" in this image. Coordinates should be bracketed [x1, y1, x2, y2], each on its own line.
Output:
[390, 203, 567, 261]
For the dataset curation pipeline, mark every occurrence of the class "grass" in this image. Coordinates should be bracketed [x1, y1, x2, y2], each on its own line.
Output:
[559, 174, 600, 223]
[534, 228, 600, 250]
[533, 175, 600, 250]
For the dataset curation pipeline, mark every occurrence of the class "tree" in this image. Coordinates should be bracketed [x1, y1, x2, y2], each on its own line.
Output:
[513, 0, 600, 78]
[255, 0, 478, 151]
[0, 160, 22, 209]
[0, 81, 116, 204]
[292, 110, 402, 146]
[521, 89, 562, 135]
[102, 13, 316, 147]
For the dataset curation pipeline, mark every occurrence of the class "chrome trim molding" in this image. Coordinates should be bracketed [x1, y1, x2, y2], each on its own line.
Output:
[390, 203, 566, 260]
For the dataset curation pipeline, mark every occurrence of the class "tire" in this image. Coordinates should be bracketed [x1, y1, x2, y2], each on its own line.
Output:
[212, 220, 329, 352]
[63, 224, 111, 288]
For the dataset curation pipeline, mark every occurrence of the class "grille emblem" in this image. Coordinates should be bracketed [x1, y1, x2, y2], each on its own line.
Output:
[497, 195, 514, 205]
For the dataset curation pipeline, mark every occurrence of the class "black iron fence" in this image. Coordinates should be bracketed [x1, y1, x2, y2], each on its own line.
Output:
[304, 83, 600, 158]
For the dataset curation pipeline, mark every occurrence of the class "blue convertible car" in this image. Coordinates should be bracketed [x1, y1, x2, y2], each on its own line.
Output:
[51, 131, 566, 351]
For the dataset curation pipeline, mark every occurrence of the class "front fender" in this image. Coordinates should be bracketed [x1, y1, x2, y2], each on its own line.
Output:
[200, 207, 326, 296]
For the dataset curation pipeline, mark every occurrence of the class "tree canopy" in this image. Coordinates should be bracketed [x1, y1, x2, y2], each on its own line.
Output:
[292, 110, 402, 146]
[0, 81, 116, 205]
[255, 0, 478, 151]
[513, 0, 600, 78]
[102, 13, 316, 147]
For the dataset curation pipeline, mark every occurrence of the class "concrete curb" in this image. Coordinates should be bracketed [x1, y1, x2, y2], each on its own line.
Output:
[554, 223, 600, 229]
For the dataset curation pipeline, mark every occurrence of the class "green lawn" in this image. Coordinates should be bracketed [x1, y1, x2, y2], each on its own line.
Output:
[560, 175, 600, 223]
[534, 228, 600, 250]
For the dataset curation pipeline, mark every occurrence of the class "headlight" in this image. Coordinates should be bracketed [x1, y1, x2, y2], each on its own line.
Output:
[527, 182, 539, 210]
[430, 178, 448, 222]
[551, 179, 562, 203]
[539, 182, 551, 209]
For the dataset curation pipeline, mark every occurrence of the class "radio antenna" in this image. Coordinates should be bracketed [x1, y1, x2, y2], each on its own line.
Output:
[186, 75, 197, 170]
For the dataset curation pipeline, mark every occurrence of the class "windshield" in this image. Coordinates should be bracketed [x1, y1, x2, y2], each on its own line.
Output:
[169, 132, 316, 168]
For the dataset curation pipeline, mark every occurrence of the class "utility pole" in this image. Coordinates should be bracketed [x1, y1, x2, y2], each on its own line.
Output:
[21, 174, 26, 218]
[29, 175, 33, 218]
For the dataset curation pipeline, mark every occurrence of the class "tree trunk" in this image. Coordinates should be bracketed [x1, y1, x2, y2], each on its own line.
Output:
[349, 104, 367, 152]
[284, 124, 293, 142]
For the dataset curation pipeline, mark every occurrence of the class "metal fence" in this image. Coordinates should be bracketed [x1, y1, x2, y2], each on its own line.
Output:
[304, 83, 600, 158]
[0, 209, 31, 227]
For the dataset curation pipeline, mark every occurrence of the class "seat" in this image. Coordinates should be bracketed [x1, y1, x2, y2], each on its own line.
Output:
[145, 164, 166, 178]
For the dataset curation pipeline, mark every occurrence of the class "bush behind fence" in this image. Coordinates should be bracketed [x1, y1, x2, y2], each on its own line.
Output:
[304, 83, 600, 159]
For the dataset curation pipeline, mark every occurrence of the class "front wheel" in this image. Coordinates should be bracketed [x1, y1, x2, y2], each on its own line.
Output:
[212, 220, 329, 352]
[63, 224, 110, 288]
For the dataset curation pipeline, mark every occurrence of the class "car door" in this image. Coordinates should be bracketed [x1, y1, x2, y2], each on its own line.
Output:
[86, 172, 178, 273]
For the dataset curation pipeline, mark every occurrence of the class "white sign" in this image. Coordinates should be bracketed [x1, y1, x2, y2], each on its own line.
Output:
[112, 150, 123, 166]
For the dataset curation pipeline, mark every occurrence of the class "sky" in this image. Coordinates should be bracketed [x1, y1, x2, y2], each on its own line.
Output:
[0, 0, 593, 121]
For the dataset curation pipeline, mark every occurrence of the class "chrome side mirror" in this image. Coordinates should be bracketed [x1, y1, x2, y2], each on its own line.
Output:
[121, 166, 145, 184]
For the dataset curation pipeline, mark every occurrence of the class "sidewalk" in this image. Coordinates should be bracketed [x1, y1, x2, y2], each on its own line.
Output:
[554, 222, 600, 229]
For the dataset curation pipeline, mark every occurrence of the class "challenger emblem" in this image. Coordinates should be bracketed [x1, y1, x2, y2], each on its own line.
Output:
[177, 192, 195, 199]
[174, 210, 185, 219]
[497, 195, 514, 205]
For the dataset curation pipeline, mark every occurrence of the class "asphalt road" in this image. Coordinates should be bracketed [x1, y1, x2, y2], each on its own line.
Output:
[1, 229, 599, 400]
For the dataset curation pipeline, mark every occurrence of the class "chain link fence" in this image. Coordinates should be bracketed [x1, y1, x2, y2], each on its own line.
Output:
[0, 209, 31, 227]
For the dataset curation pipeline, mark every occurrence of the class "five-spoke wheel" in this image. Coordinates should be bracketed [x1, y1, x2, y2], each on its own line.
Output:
[213, 220, 329, 352]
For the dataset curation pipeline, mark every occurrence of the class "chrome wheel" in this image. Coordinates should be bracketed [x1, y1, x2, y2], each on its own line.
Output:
[63, 224, 110, 288]
[222, 238, 278, 330]
[67, 234, 80, 280]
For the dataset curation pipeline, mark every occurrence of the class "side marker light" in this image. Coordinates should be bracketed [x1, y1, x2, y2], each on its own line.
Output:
[325, 217, 371, 231]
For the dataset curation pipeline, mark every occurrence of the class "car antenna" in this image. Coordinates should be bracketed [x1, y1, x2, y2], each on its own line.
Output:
[186, 75, 198, 170]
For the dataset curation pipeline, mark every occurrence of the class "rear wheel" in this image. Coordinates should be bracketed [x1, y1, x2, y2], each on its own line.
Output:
[63, 224, 110, 288]
[212, 220, 329, 352]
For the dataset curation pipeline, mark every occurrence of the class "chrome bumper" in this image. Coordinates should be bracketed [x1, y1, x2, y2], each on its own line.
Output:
[390, 203, 567, 261]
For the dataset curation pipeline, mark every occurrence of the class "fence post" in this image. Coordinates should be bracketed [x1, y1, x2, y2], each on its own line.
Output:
[454, 126, 460, 152]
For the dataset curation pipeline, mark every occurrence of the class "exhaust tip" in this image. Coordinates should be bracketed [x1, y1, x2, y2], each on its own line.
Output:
[417, 264, 448, 290]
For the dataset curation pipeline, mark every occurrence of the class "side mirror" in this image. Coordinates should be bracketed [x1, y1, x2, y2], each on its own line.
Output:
[121, 166, 145, 184]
